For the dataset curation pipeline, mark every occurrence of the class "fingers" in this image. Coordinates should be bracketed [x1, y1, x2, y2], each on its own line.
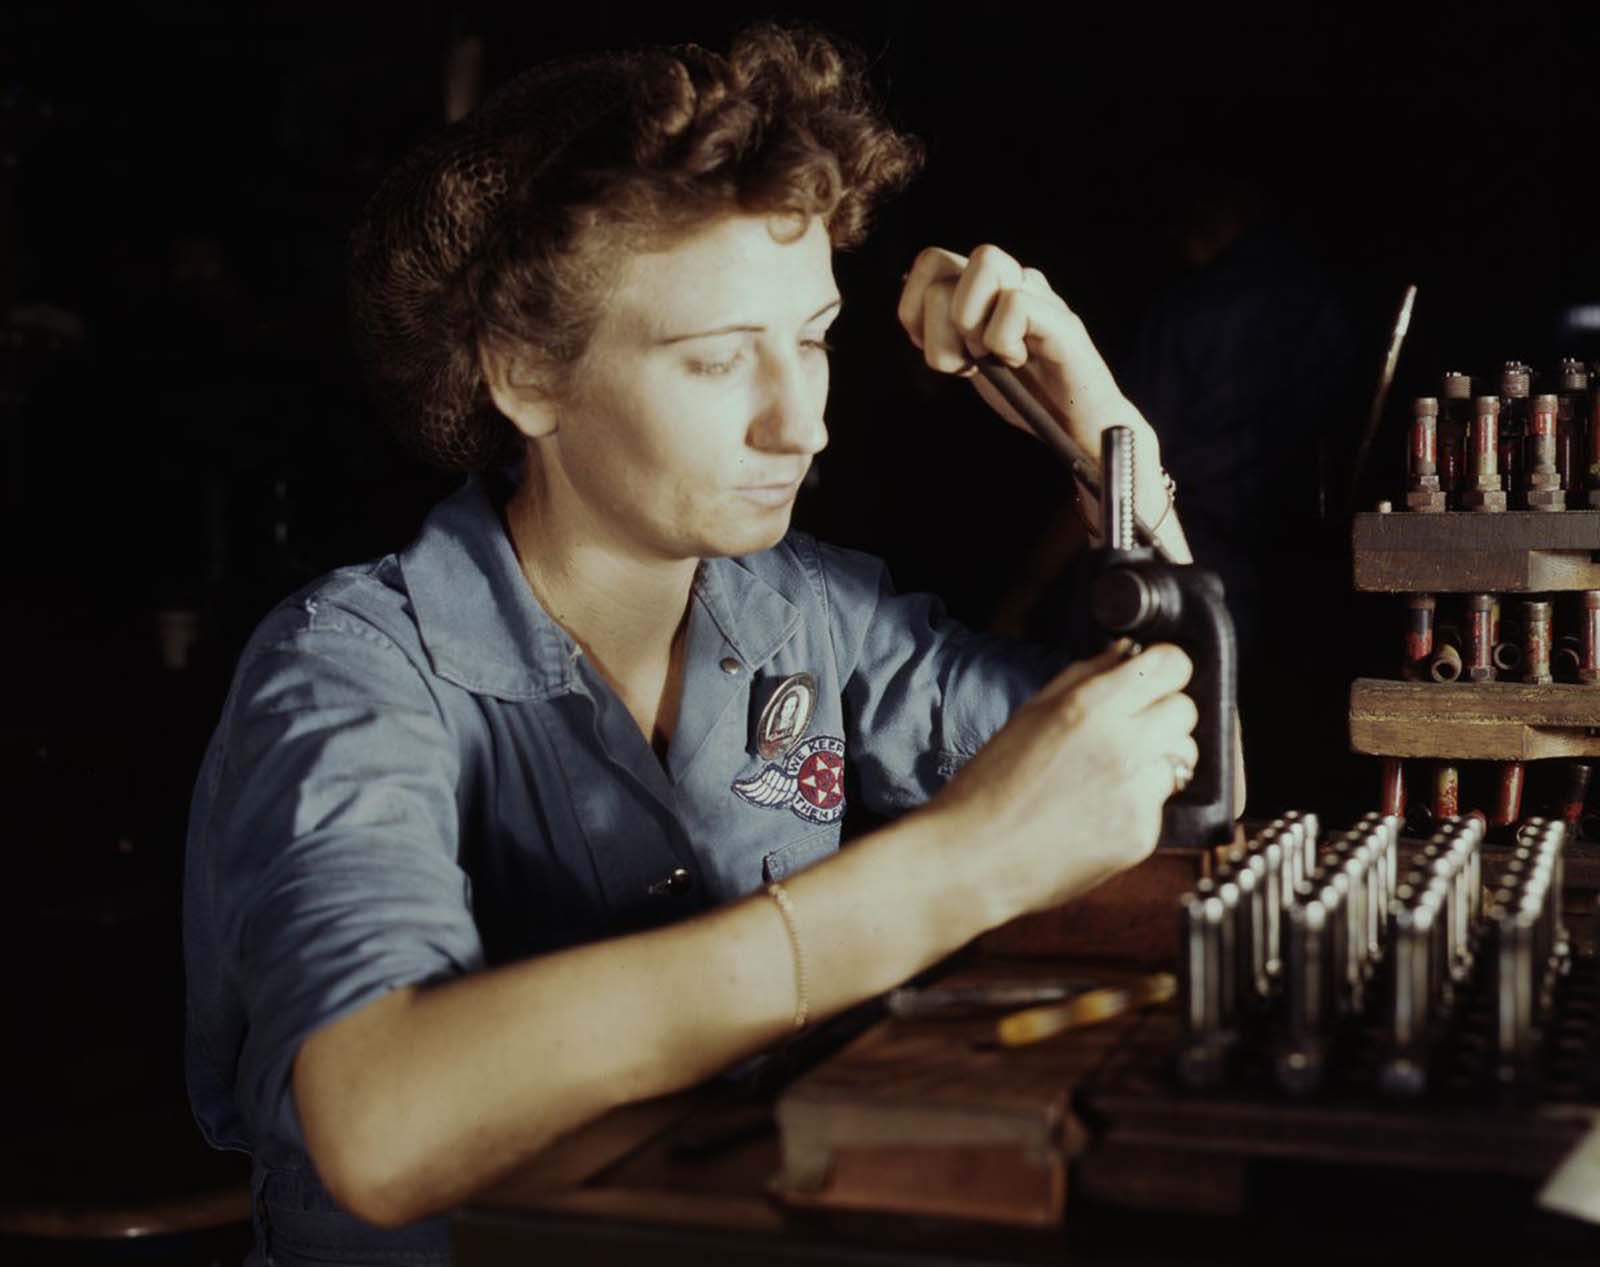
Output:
[1162, 734, 1201, 780]
[918, 278, 973, 376]
[1019, 265, 1054, 295]
[1117, 688, 1199, 801]
[898, 244, 1134, 451]
[898, 244, 1061, 373]
[1069, 643, 1194, 718]
[1035, 640, 1138, 702]
[896, 247, 965, 351]
[1137, 686, 1200, 737]
[949, 244, 1027, 361]
[1126, 746, 1192, 802]
[1121, 735, 1200, 823]
[977, 287, 1036, 369]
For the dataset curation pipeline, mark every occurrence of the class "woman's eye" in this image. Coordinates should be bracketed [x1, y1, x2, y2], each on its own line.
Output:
[687, 339, 830, 377]
[688, 349, 745, 377]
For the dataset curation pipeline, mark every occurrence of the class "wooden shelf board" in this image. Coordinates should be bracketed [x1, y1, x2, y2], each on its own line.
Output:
[1352, 510, 1600, 592]
[1349, 677, 1600, 759]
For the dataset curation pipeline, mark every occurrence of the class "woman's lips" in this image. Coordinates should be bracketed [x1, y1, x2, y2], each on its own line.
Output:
[734, 478, 804, 509]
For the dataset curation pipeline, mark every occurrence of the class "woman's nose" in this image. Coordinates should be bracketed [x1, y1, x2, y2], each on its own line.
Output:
[750, 354, 829, 455]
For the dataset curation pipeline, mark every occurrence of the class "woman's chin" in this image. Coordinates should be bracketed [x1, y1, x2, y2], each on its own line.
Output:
[700, 511, 794, 559]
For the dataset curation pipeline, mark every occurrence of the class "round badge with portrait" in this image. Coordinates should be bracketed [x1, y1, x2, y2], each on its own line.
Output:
[756, 672, 816, 761]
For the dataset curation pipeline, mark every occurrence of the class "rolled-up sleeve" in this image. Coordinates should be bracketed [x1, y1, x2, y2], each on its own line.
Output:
[199, 602, 484, 1157]
[809, 538, 1067, 815]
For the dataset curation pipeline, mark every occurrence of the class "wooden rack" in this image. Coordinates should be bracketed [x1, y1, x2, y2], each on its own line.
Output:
[1350, 509, 1600, 763]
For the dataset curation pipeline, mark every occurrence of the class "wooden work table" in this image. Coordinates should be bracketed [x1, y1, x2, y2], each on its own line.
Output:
[453, 845, 1600, 1265]
[455, 981, 1600, 1263]
[453, 995, 1600, 1266]
[452, 990, 1257, 1267]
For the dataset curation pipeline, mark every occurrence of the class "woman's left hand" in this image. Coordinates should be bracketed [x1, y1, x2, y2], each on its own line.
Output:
[896, 244, 1151, 465]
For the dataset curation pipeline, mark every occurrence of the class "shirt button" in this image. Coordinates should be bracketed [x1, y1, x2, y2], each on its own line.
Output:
[720, 657, 742, 675]
[648, 868, 694, 898]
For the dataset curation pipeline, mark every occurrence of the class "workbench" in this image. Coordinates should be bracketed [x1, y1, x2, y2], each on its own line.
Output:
[454, 862, 1600, 1266]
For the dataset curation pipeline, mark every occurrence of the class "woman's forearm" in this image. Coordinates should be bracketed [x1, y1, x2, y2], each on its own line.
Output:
[294, 804, 992, 1228]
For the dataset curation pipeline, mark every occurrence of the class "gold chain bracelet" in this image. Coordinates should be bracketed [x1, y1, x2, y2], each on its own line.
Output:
[766, 882, 809, 1030]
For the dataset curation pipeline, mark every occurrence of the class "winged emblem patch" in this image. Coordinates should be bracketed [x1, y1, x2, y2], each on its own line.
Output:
[732, 735, 846, 825]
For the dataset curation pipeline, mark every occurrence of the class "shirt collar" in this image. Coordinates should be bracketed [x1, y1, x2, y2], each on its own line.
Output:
[691, 549, 801, 674]
[399, 472, 801, 701]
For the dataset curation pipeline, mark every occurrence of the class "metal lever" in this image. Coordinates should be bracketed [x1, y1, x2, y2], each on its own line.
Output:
[973, 359, 1175, 561]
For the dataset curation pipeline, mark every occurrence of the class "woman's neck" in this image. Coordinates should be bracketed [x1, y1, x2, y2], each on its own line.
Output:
[502, 459, 695, 697]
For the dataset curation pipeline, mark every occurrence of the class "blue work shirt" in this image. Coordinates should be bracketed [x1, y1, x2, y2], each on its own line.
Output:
[183, 469, 1061, 1262]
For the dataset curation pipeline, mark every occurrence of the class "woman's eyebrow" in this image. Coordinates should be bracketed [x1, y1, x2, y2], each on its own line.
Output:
[655, 296, 841, 344]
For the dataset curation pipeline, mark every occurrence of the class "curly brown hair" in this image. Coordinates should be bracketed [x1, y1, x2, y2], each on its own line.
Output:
[349, 23, 924, 472]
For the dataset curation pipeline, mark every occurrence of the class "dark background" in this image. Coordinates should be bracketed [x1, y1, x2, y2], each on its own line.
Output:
[2, 1, 1599, 1257]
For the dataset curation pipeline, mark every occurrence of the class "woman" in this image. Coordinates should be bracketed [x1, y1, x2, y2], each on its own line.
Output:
[183, 23, 1213, 1265]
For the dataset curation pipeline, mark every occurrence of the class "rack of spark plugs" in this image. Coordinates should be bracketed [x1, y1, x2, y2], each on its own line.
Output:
[1377, 590, 1597, 839]
[1396, 361, 1595, 516]
[1350, 359, 1600, 847]
[1178, 812, 1576, 1100]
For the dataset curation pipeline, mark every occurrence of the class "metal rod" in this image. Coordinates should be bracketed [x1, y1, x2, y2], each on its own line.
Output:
[1102, 426, 1136, 549]
[1348, 283, 1418, 510]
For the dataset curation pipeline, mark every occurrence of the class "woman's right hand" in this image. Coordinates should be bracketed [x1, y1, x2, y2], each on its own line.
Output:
[928, 641, 1198, 922]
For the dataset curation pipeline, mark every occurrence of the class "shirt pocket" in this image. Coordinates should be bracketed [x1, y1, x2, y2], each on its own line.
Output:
[761, 829, 839, 883]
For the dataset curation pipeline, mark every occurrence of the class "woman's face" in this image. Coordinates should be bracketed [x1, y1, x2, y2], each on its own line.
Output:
[542, 212, 837, 563]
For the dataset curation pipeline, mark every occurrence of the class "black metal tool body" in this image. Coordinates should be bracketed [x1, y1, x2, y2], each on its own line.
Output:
[971, 362, 1238, 846]
[1086, 427, 1238, 846]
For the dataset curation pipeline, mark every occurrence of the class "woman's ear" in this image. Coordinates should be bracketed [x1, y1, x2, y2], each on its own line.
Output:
[480, 343, 560, 439]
